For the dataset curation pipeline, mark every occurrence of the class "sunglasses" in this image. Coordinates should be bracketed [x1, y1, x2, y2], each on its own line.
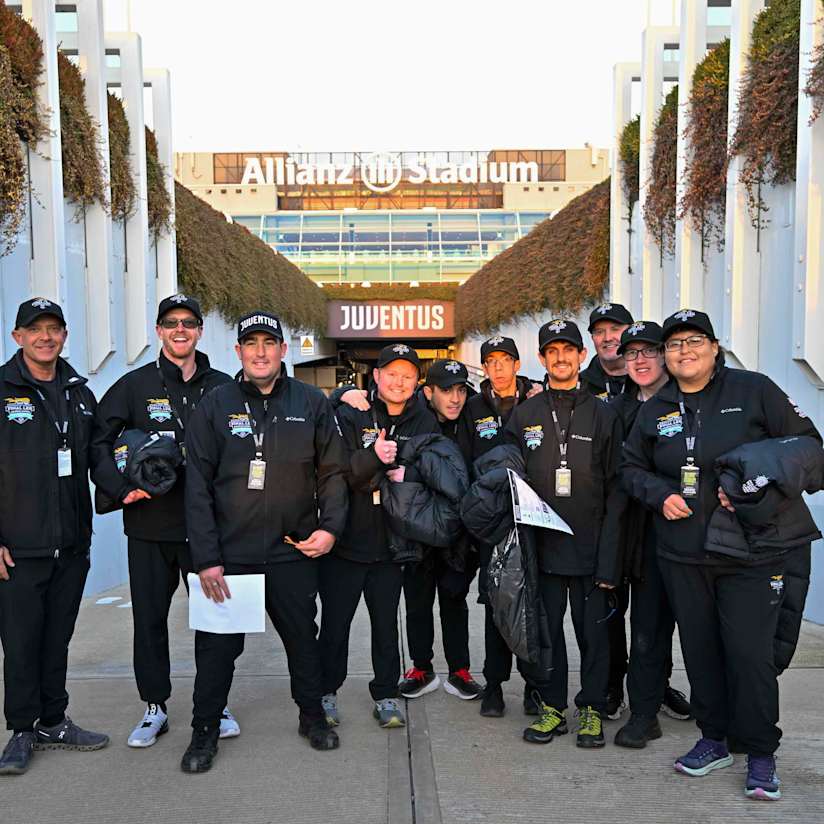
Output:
[159, 318, 201, 330]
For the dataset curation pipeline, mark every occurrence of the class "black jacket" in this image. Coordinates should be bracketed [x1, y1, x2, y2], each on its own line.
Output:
[91, 350, 231, 541]
[621, 365, 821, 565]
[704, 435, 823, 561]
[580, 357, 629, 401]
[503, 387, 624, 583]
[184, 369, 348, 571]
[334, 392, 440, 564]
[0, 351, 97, 557]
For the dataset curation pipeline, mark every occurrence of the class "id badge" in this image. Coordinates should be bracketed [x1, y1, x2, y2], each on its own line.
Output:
[681, 463, 700, 497]
[159, 430, 176, 440]
[57, 447, 72, 478]
[555, 466, 572, 497]
[247, 459, 266, 490]
[372, 489, 381, 506]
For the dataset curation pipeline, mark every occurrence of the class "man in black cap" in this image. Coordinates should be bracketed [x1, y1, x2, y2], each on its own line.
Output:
[182, 310, 347, 771]
[319, 343, 440, 730]
[91, 293, 234, 748]
[504, 318, 623, 749]
[462, 335, 540, 718]
[398, 359, 482, 702]
[580, 302, 634, 402]
[0, 298, 109, 776]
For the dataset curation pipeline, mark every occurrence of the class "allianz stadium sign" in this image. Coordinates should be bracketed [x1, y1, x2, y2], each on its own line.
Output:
[241, 152, 539, 193]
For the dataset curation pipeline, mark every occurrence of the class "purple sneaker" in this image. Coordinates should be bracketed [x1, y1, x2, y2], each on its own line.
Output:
[674, 737, 734, 776]
[745, 755, 781, 800]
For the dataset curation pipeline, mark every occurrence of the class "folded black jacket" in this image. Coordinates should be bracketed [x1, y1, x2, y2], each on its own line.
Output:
[0, 352, 96, 557]
[185, 369, 348, 571]
[91, 350, 231, 541]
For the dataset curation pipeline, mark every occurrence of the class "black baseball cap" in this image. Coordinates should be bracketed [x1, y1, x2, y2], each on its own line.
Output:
[617, 321, 664, 354]
[662, 309, 717, 341]
[426, 359, 469, 389]
[539, 319, 584, 352]
[157, 293, 203, 324]
[588, 302, 634, 332]
[480, 335, 520, 362]
[376, 343, 421, 370]
[237, 310, 284, 341]
[15, 297, 66, 328]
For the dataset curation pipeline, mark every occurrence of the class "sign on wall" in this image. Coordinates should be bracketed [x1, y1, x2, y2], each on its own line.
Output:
[327, 300, 455, 339]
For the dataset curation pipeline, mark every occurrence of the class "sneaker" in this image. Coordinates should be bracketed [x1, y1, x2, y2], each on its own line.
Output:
[576, 706, 605, 748]
[0, 732, 36, 775]
[322, 693, 339, 727]
[479, 683, 505, 718]
[219, 707, 240, 739]
[523, 697, 568, 744]
[373, 698, 406, 729]
[661, 686, 692, 720]
[614, 713, 662, 749]
[605, 687, 626, 721]
[745, 755, 781, 800]
[180, 725, 219, 774]
[398, 668, 440, 698]
[33, 716, 109, 751]
[444, 669, 483, 700]
[523, 688, 540, 717]
[127, 704, 169, 748]
[674, 737, 734, 776]
[298, 714, 340, 751]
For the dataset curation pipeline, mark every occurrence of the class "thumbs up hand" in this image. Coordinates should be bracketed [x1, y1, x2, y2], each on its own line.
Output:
[374, 428, 398, 465]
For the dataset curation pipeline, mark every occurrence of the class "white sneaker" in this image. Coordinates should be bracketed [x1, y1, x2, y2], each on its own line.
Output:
[127, 704, 168, 748]
[219, 707, 240, 739]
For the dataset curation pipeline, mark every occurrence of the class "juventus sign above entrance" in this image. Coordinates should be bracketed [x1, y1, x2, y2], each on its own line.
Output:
[327, 300, 455, 339]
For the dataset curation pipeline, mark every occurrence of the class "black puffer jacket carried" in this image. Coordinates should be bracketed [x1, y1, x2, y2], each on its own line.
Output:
[380, 433, 470, 566]
[704, 435, 824, 561]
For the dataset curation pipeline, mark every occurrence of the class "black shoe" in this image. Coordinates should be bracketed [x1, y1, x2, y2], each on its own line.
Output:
[614, 713, 663, 749]
[479, 683, 505, 717]
[0, 732, 36, 775]
[523, 688, 540, 716]
[298, 714, 340, 751]
[33, 716, 109, 751]
[661, 686, 692, 720]
[605, 687, 625, 721]
[181, 726, 219, 773]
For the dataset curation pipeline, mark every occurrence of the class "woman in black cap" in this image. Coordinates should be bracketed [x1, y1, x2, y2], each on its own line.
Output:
[621, 309, 821, 801]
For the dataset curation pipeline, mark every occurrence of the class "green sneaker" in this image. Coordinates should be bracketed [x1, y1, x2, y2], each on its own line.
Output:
[576, 706, 605, 748]
[523, 695, 568, 744]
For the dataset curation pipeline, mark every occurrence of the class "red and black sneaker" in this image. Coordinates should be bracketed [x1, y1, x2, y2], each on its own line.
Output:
[444, 669, 483, 700]
[398, 668, 441, 698]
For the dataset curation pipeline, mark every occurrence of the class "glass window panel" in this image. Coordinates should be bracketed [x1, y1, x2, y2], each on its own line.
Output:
[233, 216, 262, 231]
[480, 228, 518, 242]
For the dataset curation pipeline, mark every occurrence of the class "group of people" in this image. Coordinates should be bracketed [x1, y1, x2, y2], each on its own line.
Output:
[0, 293, 819, 805]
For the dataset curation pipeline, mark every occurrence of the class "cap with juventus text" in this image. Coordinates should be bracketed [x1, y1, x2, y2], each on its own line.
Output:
[539, 318, 584, 351]
[587, 302, 634, 332]
[480, 334, 520, 362]
[15, 297, 66, 329]
[237, 310, 285, 341]
[376, 343, 421, 370]
[156, 293, 203, 324]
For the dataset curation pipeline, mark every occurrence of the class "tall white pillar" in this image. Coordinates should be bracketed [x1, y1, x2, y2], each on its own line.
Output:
[76, 0, 115, 373]
[722, 0, 766, 369]
[145, 68, 177, 300]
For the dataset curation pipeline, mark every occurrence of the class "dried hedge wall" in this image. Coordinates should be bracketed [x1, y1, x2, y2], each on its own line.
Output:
[107, 92, 135, 221]
[455, 178, 610, 338]
[145, 127, 172, 237]
[175, 181, 327, 333]
[322, 284, 458, 302]
[643, 85, 679, 258]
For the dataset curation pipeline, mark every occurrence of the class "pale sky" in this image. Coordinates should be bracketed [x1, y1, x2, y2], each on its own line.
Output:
[103, 0, 664, 153]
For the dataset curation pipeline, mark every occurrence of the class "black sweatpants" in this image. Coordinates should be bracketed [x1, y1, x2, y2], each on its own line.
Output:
[127, 538, 192, 705]
[319, 554, 402, 701]
[607, 583, 630, 693]
[403, 559, 470, 674]
[531, 573, 609, 713]
[192, 560, 323, 729]
[626, 535, 675, 716]
[0, 551, 89, 730]
[659, 556, 785, 757]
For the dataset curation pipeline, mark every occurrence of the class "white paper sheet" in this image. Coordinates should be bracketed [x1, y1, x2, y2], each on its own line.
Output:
[508, 469, 574, 535]
[187, 573, 266, 634]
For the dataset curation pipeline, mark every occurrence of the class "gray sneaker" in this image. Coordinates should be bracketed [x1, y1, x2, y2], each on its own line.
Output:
[322, 694, 340, 727]
[33, 716, 109, 751]
[0, 732, 36, 775]
[373, 698, 406, 729]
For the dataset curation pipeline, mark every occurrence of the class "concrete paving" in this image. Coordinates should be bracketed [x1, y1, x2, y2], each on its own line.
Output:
[2, 577, 824, 824]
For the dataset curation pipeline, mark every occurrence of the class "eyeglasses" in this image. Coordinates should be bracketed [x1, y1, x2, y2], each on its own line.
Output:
[623, 346, 662, 361]
[159, 318, 201, 330]
[664, 334, 708, 352]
